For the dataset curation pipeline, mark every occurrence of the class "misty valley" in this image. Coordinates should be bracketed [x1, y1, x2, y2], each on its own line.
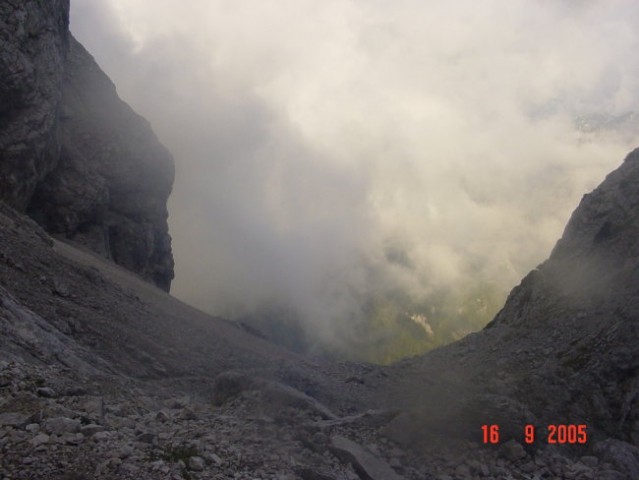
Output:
[2, 1, 639, 479]
[238, 280, 503, 364]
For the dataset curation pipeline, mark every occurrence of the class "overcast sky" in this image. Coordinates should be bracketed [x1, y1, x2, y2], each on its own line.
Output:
[70, 0, 639, 344]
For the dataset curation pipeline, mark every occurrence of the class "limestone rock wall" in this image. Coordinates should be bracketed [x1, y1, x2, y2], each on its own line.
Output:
[485, 148, 639, 441]
[0, 1, 175, 291]
[0, 0, 69, 210]
[28, 37, 175, 290]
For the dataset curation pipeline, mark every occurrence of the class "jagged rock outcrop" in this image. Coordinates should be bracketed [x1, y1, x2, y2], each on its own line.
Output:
[380, 149, 639, 478]
[0, 1, 174, 291]
[486, 148, 639, 442]
[0, 0, 69, 210]
[28, 36, 175, 290]
[490, 148, 639, 330]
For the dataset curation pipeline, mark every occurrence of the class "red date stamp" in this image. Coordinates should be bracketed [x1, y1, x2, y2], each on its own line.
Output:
[481, 424, 587, 444]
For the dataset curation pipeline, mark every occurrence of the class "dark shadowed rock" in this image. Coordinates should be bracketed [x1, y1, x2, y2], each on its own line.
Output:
[484, 149, 639, 439]
[0, 0, 69, 210]
[0, 1, 174, 291]
[212, 371, 255, 406]
[595, 440, 639, 479]
[379, 148, 639, 480]
[0, 412, 28, 428]
[330, 435, 405, 480]
[27, 36, 175, 291]
[43, 417, 81, 435]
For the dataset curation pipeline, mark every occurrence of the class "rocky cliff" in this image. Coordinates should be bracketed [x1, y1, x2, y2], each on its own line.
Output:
[0, 0, 174, 291]
[0, 0, 69, 209]
[487, 148, 639, 443]
[380, 149, 639, 477]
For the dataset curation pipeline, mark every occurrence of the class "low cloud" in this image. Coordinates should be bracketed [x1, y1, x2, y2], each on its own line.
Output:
[71, 0, 639, 349]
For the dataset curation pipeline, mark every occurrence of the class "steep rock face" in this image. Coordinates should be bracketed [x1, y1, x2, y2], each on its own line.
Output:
[490, 148, 639, 330]
[383, 149, 639, 473]
[485, 148, 639, 441]
[0, 0, 69, 210]
[28, 36, 175, 290]
[0, 1, 175, 291]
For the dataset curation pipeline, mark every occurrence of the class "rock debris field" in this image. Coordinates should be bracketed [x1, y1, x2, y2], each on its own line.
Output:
[0, 360, 625, 479]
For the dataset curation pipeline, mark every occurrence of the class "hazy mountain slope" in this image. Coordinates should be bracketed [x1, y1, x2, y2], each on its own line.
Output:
[379, 149, 639, 476]
[0, 201, 372, 408]
[0, 203, 399, 480]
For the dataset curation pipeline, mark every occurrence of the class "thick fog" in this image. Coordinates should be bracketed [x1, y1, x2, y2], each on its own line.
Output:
[70, 1, 639, 351]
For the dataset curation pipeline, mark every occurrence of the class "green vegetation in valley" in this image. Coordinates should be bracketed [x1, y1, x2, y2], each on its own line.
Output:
[238, 281, 505, 364]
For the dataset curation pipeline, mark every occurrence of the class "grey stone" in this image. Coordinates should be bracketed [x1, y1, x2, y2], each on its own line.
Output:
[595, 439, 639, 479]
[212, 371, 254, 406]
[51, 277, 70, 297]
[29, 433, 49, 447]
[330, 435, 405, 480]
[178, 408, 198, 421]
[63, 432, 83, 445]
[119, 445, 134, 459]
[380, 411, 425, 447]
[0, 412, 27, 428]
[499, 440, 526, 462]
[36, 387, 56, 398]
[80, 424, 104, 436]
[454, 464, 471, 478]
[581, 456, 599, 468]
[25, 424, 39, 433]
[43, 417, 80, 435]
[168, 397, 191, 409]
[65, 386, 88, 396]
[188, 456, 205, 471]
[136, 432, 157, 444]
[598, 470, 628, 480]
[151, 460, 167, 471]
[92, 431, 110, 442]
[118, 462, 140, 474]
[155, 410, 171, 422]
